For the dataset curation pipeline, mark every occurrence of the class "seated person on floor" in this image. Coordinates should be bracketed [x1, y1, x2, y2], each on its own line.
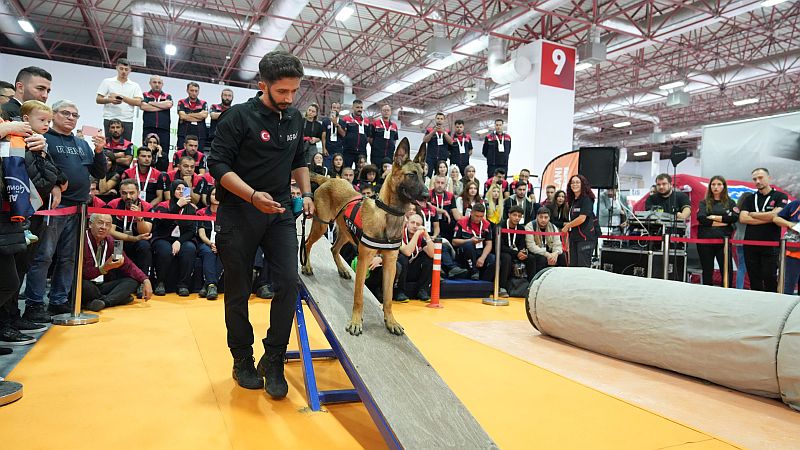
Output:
[196, 187, 222, 300]
[359, 182, 375, 198]
[452, 203, 496, 281]
[342, 167, 356, 186]
[498, 205, 534, 297]
[161, 155, 203, 205]
[395, 213, 435, 302]
[106, 179, 153, 285]
[151, 179, 198, 297]
[525, 206, 567, 275]
[82, 213, 152, 312]
[408, 202, 465, 279]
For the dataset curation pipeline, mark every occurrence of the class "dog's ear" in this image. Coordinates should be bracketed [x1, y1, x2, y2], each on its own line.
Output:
[392, 138, 410, 174]
[413, 140, 426, 165]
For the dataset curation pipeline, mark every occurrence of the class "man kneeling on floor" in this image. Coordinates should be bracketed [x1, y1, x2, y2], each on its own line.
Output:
[82, 213, 153, 311]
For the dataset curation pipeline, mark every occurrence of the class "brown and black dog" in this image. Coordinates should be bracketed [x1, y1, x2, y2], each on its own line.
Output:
[302, 138, 428, 336]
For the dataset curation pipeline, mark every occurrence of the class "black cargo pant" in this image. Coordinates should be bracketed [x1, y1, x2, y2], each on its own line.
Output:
[216, 199, 298, 359]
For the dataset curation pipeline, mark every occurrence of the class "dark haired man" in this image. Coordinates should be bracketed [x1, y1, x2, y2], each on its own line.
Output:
[645, 173, 691, 219]
[340, 99, 369, 169]
[122, 146, 162, 204]
[172, 135, 207, 174]
[105, 179, 154, 280]
[104, 119, 134, 174]
[208, 50, 314, 399]
[498, 205, 534, 297]
[449, 119, 472, 175]
[2, 66, 52, 120]
[0, 80, 15, 106]
[452, 203, 495, 281]
[177, 82, 208, 150]
[423, 112, 452, 177]
[525, 207, 566, 275]
[96, 58, 142, 140]
[482, 119, 510, 179]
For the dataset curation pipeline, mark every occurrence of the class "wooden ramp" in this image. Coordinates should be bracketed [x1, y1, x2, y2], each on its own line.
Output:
[299, 237, 498, 450]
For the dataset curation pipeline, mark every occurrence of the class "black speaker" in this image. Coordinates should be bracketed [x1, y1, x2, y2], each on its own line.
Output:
[578, 147, 618, 189]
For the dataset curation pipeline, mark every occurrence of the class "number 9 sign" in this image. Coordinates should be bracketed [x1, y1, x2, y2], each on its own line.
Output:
[540, 41, 576, 91]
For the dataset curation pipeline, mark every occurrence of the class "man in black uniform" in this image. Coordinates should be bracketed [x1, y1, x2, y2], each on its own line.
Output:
[739, 167, 787, 292]
[645, 173, 691, 234]
[208, 51, 314, 398]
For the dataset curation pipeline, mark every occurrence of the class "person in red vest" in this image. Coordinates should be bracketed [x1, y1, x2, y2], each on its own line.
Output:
[177, 82, 208, 150]
[452, 203, 495, 281]
[482, 118, 511, 180]
[103, 119, 133, 175]
[105, 179, 154, 282]
[172, 135, 206, 174]
[368, 104, 398, 167]
[160, 156, 202, 205]
[122, 146, 162, 204]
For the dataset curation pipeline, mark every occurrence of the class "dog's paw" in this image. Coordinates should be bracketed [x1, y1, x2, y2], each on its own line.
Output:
[301, 265, 314, 276]
[384, 319, 405, 336]
[345, 321, 363, 336]
[337, 269, 351, 280]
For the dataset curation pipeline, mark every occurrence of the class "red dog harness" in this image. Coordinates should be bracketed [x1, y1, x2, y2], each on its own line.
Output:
[315, 195, 401, 251]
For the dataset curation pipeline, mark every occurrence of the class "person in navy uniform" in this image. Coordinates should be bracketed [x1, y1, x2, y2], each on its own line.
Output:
[482, 118, 511, 180]
[320, 102, 344, 169]
[449, 119, 472, 175]
[172, 135, 207, 175]
[140, 75, 173, 151]
[208, 88, 233, 151]
[207, 50, 314, 399]
[103, 119, 133, 175]
[368, 103, 398, 168]
[177, 82, 208, 151]
[340, 99, 369, 169]
[423, 112, 452, 177]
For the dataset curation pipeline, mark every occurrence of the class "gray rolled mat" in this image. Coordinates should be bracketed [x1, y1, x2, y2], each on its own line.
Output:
[526, 267, 800, 410]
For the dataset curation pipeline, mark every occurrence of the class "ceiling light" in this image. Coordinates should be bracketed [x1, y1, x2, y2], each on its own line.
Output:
[338, 109, 350, 116]
[612, 121, 631, 128]
[761, 0, 790, 6]
[458, 36, 488, 55]
[410, 119, 424, 126]
[335, 4, 355, 22]
[732, 97, 760, 106]
[670, 131, 689, 138]
[401, 107, 424, 114]
[164, 44, 177, 56]
[17, 20, 34, 33]
[659, 81, 685, 91]
[575, 62, 593, 72]
[476, 128, 489, 135]
[633, 151, 647, 157]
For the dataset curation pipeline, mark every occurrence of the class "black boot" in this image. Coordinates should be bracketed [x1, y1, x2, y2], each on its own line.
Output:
[232, 356, 264, 390]
[257, 350, 288, 399]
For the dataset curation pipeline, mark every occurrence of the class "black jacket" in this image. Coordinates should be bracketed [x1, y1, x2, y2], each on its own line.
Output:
[0, 159, 25, 255]
[26, 151, 67, 205]
[697, 199, 739, 239]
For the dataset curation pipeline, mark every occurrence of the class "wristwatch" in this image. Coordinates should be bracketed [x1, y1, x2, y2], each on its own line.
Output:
[302, 192, 314, 199]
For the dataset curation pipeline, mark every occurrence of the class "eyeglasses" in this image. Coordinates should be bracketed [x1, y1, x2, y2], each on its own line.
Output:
[57, 110, 81, 119]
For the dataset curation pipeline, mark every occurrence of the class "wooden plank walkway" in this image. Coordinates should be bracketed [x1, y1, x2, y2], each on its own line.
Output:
[300, 237, 498, 449]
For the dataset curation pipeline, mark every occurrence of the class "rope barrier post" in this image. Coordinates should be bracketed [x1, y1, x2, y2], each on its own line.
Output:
[662, 234, 671, 280]
[427, 237, 443, 309]
[778, 238, 787, 295]
[52, 202, 99, 326]
[483, 224, 508, 306]
[723, 237, 730, 288]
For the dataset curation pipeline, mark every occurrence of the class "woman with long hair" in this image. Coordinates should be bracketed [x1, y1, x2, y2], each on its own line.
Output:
[449, 164, 463, 196]
[330, 153, 344, 178]
[428, 159, 452, 191]
[303, 104, 322, 164]
[454, 180, 482, 221]
[696, 175, 739, 286]
[550, 190, 569, 229]
[309, 152, 328, 176]
[484, 182, 504, 225]
[461, 165, 480, 190]
[563, 174, 597, 267]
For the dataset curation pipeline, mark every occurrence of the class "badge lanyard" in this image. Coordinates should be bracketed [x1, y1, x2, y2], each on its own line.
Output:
[402, 228, 420, 260]
[436, 131, 444, 146]
[135, 166, 152, 202]
[86, 232, 108, 282]
[329, 119, 337, 142]
[171, 207, 184, 238]
[506, 219, 515, 249]
[497, 132, 504, 152]
[456, 135, 466, 154]
[353, 114, 365, 135]
[755, 194, 771, 213]
[473, 220, 485, 249]
[435, 193, 445, 219]
[423, 209, 432, 233]
[513, 196, 526, 220]
[380, 118, 391, 140]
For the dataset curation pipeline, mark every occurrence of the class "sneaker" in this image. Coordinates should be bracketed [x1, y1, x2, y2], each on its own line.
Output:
[85, 298, 107, 312]
[498, 288, 509, 298]
[257, 351, 288, 399]
[256, 285, 274, 299]
[198, 287, 207, 298]
[177, 287, 190, 297]
[24, 229, 38, 245]
[206, 284, 218, 301]
[393, 291, 409, 303]
[48, 303, 72, 316]
[417, 289, 430, 302]
[470, 272, 480, 281]
[22, 303, 51, 324]
[0, 325, 36, 346]
[154, 282, 166, 296]
[447, 266, 468, 278]
[232, 356, 264, 390]
[12, 317, 48, 333]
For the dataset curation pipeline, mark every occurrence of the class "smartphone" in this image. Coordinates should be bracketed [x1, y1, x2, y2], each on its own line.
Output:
[82, 125, 101, 137]
[115, 96, 124, 101]
[182, 186, 192, 198]
[113, 240, 123, 261]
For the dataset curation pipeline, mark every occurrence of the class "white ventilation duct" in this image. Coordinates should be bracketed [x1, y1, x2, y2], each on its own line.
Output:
[304, 67, 354, 105]
[237, 0, 308, 80]
[130, 1, 262, 49]
[487, 36, 531, 85]
[0, 1, 29, 46]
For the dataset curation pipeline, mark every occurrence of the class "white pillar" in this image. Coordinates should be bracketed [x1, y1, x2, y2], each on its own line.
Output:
[507, 40, 576, 180]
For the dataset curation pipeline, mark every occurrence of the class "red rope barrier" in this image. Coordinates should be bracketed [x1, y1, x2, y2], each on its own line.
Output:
[32, 205, 214, 221]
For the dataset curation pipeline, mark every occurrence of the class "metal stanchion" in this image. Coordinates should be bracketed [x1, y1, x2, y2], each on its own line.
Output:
[427, 237, 443, 309]
[483, 224, 508, 306]
[723, 237, 730, 288]
[52, 202, 99, 326]
[662, 234, 671, 280]
[778, 238, 787, 295]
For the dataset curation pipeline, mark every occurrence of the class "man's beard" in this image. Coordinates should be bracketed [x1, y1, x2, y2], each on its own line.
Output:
[267, 89, 291, 110]
[112, 133, 121, 139]
[222, 99, 232, 106]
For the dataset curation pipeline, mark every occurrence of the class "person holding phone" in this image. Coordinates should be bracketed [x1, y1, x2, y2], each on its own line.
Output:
[151, 179, 198, 297]
[95, 58, 142, 140]
[105, 179, 154, 283]
[81, 213, 152, 312]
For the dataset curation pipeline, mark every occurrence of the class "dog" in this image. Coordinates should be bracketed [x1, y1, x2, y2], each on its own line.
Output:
[302, 138, 429, 336]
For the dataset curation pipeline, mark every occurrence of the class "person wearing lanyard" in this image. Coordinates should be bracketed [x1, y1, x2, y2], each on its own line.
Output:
[369, 104, 398, 168]
[563, 174, 597, 268]
[525, 206, 566, 275]
[430, 175, 455, 240]
[177, 82, 208, 151]
[106, 179, 154, 283]
[81, 213, 152, 312]
[739, 168, 787, 292]
[340, 99, 369, 169]
[498, 206, 533, 297]
[696, 176, 739, 287]
[482, 119, 511, 180]
[321, 102, 344, 169]
[422, 112, 453, 177]
[196, 187, 222, 301]
[207, 50, 314, 398]
[301, 103, 322, 164]
[151, 179, 198, 297]
[172, 135, 207, 175]
[395, 214, 436, 302]
[452, 203, 495, 281]
[503, 183, 538, 226]
[122, 146, 162, 204]
[449, 119, 472, 175]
